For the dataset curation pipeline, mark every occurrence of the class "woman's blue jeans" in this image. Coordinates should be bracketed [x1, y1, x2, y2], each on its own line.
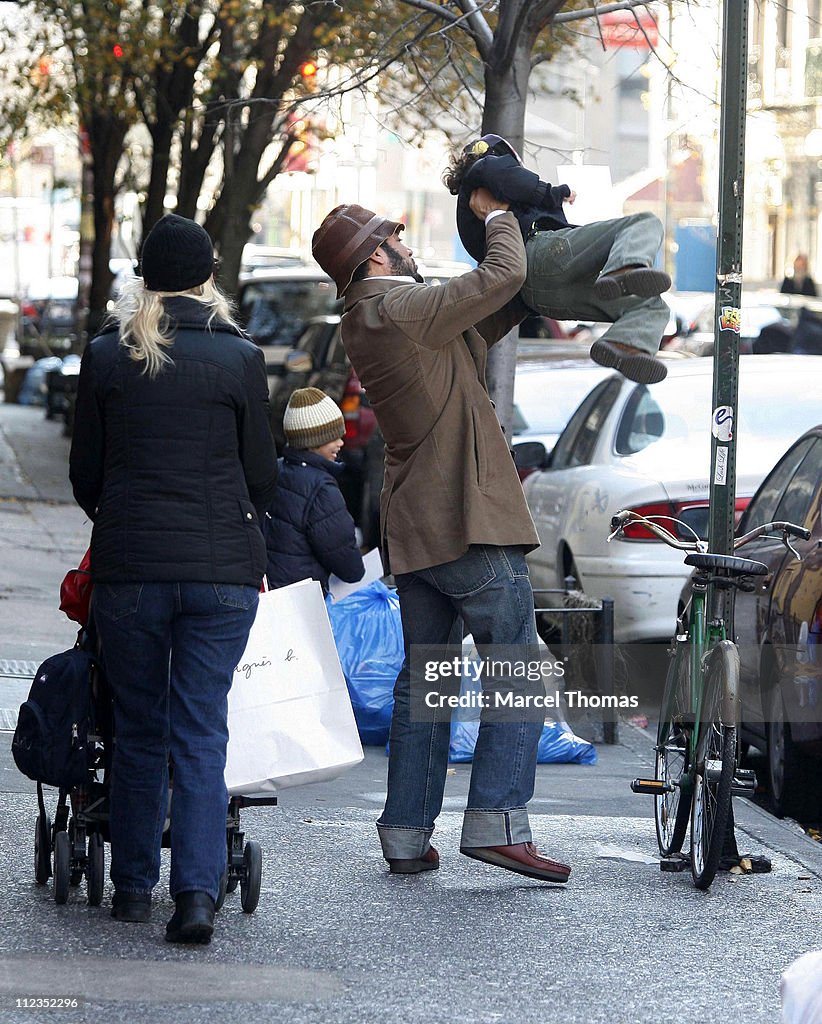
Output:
[378, 545, 543, 859]
[92, 581, 258, 901]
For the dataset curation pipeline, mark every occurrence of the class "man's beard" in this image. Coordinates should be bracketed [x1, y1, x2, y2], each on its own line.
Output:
[384, 242, 423, 282]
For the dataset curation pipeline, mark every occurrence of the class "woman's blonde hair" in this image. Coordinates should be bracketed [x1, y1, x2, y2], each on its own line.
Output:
[112, 275, 241, 378]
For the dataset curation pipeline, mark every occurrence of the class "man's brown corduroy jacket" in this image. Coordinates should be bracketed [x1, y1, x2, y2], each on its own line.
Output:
[340, 212, 540, 575]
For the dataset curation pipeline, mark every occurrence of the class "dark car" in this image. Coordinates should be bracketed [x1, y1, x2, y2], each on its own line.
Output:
[20, 277, 78, 357]
[728, 426, 822, 820]
[236, 265, 341, 377]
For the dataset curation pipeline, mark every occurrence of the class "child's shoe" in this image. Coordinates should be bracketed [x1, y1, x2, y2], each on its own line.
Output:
[590, 339, 668, 385]
[594, 267, 672, 301]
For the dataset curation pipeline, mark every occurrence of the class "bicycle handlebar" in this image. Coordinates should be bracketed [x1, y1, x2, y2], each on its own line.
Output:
[607, 511, 700, 551]
[733, 520, 811, 547]
[609, 510, 811, 553]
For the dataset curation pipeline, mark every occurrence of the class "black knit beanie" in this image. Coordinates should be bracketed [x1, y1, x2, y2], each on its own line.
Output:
[139, 214, 215, 293]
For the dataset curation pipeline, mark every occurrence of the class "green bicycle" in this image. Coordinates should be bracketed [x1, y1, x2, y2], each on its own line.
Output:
[609, 509, 810, 890]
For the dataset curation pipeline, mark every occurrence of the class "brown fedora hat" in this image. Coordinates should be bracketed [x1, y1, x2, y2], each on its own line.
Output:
[312, 204, 403, 298]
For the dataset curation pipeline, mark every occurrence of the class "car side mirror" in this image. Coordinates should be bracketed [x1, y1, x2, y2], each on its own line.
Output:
[285, 349, 313, 373]
[512, 441, 550, 473]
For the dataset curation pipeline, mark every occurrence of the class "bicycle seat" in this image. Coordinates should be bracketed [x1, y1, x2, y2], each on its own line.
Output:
[684, 553, 769, 576]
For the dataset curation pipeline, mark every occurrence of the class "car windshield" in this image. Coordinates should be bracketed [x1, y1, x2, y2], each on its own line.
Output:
[239, 279, 340, 346]
[616, 366, 822, 460]
[513, 366, 609, 436]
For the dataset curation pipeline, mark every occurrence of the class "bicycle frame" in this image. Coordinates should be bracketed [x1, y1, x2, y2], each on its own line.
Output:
[678, 574, 731, 780]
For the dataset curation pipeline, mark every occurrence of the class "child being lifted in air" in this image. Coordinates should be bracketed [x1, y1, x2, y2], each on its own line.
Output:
[444, 134, 672, 384]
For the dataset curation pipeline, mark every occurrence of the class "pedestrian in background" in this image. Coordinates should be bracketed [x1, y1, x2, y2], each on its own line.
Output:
[264, 386, 364, 594]
[445, 134, 672, 385]
[780, 253, 818, 296]
[311, 194, 571, 885]
[69, 214, 278, 944]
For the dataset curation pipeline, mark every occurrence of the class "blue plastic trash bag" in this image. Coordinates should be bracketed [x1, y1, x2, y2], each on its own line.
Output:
[448, 675, 596, 765]
[328, 580, 402, 746]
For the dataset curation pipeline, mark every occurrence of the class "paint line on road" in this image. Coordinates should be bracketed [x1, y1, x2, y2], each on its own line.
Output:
[0, 955, 342, 1005]
[0, 708, 18, 731]
[0, 660, 38, 680]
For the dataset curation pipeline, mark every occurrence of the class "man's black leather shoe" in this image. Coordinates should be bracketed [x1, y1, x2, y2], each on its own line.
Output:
[165, 891, 216, 944]
[387, 845, 440, 875]
[110, 890, 152, 923]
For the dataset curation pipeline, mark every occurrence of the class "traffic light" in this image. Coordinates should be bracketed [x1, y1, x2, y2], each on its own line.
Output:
[298, 59, 319, 93]
[112, 44, 124, 60]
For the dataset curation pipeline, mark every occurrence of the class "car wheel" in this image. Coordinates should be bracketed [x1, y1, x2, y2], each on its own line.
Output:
[766, 685, 821, 820]
[560, 547, 581, 591]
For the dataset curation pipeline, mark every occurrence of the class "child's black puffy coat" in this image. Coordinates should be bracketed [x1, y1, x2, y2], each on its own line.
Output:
[264, 448, 364, 594]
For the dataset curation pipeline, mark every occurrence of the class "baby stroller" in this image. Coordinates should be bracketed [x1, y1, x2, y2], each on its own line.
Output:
[22, 564, 275, 914]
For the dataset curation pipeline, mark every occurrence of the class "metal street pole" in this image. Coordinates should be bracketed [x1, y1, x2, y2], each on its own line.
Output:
[711, 0, 750, 867]
[708, 0, 750, 558]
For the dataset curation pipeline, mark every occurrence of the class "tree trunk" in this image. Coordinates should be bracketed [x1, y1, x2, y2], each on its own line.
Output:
[212, 198, 253, 297]
[176, 107, 222, 221]
[205, 105, 287, 296]
[84, 115, 128, 341]
[88, 184, 115, 338]
[482, 48, 531, 436]
[142, 123, 175, 238]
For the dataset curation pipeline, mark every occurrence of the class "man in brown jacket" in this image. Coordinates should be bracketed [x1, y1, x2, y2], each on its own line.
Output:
[312, 192, 571, 885]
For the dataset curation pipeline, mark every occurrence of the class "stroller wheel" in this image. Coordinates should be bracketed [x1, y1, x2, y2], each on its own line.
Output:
[53, 831, 71, 905]
[34, 812, 52, 885]
[240, 840, 262, 914]
[86, 833, 105, 907]
[225, 875, 239, 894]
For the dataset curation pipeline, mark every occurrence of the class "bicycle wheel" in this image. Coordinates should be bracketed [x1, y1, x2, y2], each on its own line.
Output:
[690, 641, 739, 890]
[655, 643, 693, 856]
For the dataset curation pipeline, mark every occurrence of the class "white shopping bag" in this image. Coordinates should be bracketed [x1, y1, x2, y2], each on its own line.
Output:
[328, 546, 384, 602]
[782, 950, 822, 1024]
[225, 578, 363, 796]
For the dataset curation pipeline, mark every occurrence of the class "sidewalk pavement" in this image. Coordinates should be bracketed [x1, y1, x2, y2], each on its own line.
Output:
[1, 401, 821, 1023]
[0, 403, 89, 672]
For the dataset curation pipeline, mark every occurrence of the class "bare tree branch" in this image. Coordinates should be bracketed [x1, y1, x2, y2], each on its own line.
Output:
[399, 0, 497, 61]
[453, 0, 495, 57]
[498, 0, 563, 70]
[554, 0, 654, 25]
[395, 0, 462, 26]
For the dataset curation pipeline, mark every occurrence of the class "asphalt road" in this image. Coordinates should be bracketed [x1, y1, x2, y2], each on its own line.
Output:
[1, 403, 821, 1024]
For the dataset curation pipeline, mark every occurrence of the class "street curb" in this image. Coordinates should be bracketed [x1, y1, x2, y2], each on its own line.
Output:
[734, 799, 822, 880]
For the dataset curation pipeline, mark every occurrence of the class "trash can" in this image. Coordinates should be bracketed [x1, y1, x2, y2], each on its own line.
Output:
[0, 299, 27, 403]
[1, 356, 35, 404]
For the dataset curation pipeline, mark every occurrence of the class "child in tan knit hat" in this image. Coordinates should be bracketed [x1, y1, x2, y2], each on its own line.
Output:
[264, 388, 364, 593]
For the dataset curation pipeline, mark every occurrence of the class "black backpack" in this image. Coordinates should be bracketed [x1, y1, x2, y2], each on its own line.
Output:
[11, 645, 95, 789]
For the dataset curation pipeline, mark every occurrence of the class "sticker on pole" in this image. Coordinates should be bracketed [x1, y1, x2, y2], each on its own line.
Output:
[718, 307, 741, 333]
[714, 445, 728, 485]
[712, 405, 734, 441]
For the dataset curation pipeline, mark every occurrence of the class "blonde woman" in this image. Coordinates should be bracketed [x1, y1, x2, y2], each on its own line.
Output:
[69, 214, 278, 944]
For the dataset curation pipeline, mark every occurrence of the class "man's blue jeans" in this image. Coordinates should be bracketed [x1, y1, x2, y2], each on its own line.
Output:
[93, 581, 258, 901]
[378, 545, 542, 859]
